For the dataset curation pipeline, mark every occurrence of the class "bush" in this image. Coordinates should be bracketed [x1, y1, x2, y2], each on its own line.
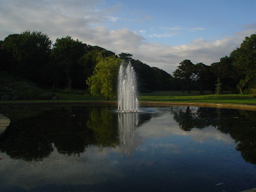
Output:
[0, 72, 49, 100]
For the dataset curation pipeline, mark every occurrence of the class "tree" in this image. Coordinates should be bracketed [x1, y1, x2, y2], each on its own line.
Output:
[86, 55, 121, 100]
[215, 77, 222, 94]
[118, 52, 132, 62]
[78, 46, 116, 87]
[152, 67, 174, 91]
[131, 59, 155, 92]
[0, 40, 11, 72]
[2, 31, 52, 84]
[230, 33, 256, 94]
[211, 56, 239, 93]
[51, 36, 89, 89]
[194, 63, 213, 94]
[173, 59, 195, 93]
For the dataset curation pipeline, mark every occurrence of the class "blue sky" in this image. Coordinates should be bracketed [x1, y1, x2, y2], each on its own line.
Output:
[0, 0, 255, 74]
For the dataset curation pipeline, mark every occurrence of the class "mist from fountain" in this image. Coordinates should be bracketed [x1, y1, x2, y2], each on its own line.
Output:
[117, 61, 139, 112]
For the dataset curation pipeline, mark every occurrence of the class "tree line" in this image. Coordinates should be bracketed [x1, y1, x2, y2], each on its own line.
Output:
[173, 33, 256, 94]
[0, 31, 174, 98]
[0, 30, 256, 99]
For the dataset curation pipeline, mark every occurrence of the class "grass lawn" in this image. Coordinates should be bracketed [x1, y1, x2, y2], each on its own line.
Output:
[139, 91, 256, 105]
[2, 91, 256, 107]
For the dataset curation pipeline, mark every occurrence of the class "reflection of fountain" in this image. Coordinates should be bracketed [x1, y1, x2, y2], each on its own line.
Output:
[118, 113, 138, 157]
[118, 61, 139, 112]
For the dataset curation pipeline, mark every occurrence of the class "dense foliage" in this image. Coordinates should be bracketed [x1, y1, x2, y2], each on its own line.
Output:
[0, 30, 256, 99]
[173, 33, 256, 94]
[86, 55, 121, 99]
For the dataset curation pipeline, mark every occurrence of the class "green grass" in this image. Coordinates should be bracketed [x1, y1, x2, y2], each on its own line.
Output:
[2, 90, 256, 106]
[139, 91, 256, 105]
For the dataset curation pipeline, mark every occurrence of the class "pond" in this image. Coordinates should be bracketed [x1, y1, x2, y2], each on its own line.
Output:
[0, 105, 256, 192]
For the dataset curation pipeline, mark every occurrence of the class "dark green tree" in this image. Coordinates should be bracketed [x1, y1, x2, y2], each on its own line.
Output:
[152, 67, 174, 91]
[78, 46, 116, 87]
[0, 40, 11, 72]
[230, 33, 256, 94]
[51, 36, 89, 89]
[215, 77, 222, 94]
[2, 31, 52, 84]
[211, 56, 239, 93]
[131, 59, 155, 92]
[173, 59, 195, 93]
[194, 63, 213, 94]
[118, 52, 133, 62]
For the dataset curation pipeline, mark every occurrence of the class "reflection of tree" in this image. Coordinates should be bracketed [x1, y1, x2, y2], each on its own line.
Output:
[171, 106, 256, 164]
[86, 107, 118, 148]
[0, 106, 119, 161]
[230, 110, 256, 164]
[171, 106, 213, 131]
[0, 119, 54, 161]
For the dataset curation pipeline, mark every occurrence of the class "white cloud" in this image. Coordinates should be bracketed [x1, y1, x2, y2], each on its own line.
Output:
[107, 16, 119, 22]
[149, 26, 205, 38]
[139, 30, 146, 34]
[0, 0, 255, 75]
[149, 33, 175, 38]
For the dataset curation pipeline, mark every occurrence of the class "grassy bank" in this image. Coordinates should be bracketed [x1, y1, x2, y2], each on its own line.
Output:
[1, 90, 256, 106]
[139, 91, 256, 105]
[1, 73, 256, 106]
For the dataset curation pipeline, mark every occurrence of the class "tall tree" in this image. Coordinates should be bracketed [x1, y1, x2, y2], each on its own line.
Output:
[194, 63, 213, 94]
[118, 52, 133, 62]
[230, 33, 256, 94]
[211, 56, 239, 93]
[152, 67, 174, 91]
[173, 59, 195, 93]
[51, 36, 89, 89]
[131, 59, 155, 92]
[2, 31, 52, 84]
[0, 40, 11, 72]
[86, 55, 121, 100]
[78, 46, 116, 87]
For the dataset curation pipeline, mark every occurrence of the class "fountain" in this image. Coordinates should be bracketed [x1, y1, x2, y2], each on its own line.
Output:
[117, 60, 139, 112]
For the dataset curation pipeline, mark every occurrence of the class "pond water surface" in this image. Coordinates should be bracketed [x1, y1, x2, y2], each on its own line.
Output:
[0, 105, 256, 192]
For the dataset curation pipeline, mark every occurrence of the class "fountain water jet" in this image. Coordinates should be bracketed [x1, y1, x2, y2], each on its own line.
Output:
[118, 61, 139, 112]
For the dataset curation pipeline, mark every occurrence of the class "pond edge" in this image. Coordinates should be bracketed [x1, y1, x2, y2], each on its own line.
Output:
[0, 101, 256, 111]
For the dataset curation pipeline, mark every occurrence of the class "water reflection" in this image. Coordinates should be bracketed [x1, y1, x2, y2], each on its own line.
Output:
[170, 106, 256, 164]
[0, 106, 256, 165]
[118, 113, 138, 157]
[0, 105, 256, 191]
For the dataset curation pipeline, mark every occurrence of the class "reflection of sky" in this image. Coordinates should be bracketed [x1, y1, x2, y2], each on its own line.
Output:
[0, 108, 255, 192]
[0, 146, 124, 190]
[137, 112, 234, 144]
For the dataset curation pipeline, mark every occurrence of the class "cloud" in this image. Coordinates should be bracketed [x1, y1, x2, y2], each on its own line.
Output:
[144, 15, 152, 20]
[129, 28, 256, 74]
[0, 0, 256, 75]
[148, 26, 205, 39]
[149, 33, 175, 38]
[0, 0, 116, 40]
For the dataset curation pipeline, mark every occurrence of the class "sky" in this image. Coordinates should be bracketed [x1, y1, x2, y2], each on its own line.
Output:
[0, 0, 256, 74]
